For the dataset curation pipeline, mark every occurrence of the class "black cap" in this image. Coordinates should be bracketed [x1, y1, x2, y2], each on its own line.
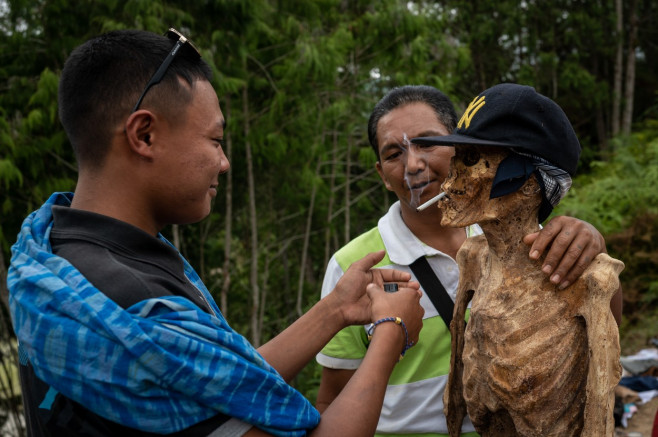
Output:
[412, 83, 581, 176]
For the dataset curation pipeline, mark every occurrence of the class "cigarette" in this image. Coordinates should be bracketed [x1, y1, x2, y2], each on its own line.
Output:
[416, 192, 446, 211]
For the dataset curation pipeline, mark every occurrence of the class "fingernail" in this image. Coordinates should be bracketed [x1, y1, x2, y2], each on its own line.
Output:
[550, 273, 560, 284]
[559, 281, 570, 290]
[542, 264, 552, 274]
[530, 250, 539, 259]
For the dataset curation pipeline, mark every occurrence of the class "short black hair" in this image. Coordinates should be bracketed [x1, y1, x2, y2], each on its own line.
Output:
[58, 29, 212, 168]
[367, 85, 458, 161]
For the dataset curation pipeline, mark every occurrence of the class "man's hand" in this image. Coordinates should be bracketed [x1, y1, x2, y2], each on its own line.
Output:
[524, 216, 606, 289]
[366, 282, 424, 348]
[331, 250, 420, 327]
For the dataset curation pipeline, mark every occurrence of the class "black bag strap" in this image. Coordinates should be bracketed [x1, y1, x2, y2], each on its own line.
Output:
[409, 256, 454, 328]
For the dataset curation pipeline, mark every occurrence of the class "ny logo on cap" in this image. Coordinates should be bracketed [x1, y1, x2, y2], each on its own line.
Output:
[457, 95, 486, 130]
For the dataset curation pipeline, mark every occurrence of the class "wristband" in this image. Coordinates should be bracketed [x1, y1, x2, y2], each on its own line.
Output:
[366, 317, 415, 360]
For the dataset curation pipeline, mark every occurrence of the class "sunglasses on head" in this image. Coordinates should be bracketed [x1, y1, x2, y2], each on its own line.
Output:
[131, 28, 201, 113]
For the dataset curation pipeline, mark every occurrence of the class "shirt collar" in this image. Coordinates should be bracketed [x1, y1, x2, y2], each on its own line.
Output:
[51, 205, 185, 278]
[378, 201, 482, 266]
[379, 201, 444, 266]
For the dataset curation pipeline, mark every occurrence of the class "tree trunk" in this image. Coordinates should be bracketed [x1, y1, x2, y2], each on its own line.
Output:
[198, 220, 207, 282]
[259, 253, 269, 340]
[296, 157, 321, 317]
[0, 249, 8, 323]
[596, 101, 609, 151]
[591, 55, 609, 150]
[171, 224, 181, 249]
[344, 128, 352, 246]
[221, 96, 233, 316]
[612, 0, 623, 136]
[551, 24, 558, 100]
[243, 64, 261, 346]
[0, 242, 26, 437]
[324, 129, 338, 271]
[622, 0, 638, 135]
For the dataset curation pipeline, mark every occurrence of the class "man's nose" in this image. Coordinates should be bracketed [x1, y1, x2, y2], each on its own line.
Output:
[405, 147, 427, 173]
[218, 149, 231, 174]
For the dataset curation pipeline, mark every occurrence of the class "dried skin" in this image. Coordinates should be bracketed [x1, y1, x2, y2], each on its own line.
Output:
[442, 148, 623, 437]
[446, 238, 622, 437]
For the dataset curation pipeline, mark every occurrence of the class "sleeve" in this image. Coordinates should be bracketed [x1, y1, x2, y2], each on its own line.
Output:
[315, 256, 368, 369]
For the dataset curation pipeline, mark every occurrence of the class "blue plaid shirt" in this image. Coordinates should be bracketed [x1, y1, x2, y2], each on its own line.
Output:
[8, 192, 320, 435]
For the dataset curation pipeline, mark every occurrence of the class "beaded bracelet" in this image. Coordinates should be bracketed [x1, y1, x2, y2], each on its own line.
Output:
[366, 317, 415, 360]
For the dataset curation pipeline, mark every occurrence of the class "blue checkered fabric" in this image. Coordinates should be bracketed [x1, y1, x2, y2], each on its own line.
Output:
[8, 192, 320, 436]
[515, 151, 572, 207]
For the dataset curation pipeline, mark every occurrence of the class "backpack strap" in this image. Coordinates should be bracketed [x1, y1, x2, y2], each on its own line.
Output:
[409, 256, 455, 328]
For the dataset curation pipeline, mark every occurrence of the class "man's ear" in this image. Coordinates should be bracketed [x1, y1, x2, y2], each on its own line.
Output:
[375, 161, 394, 192]
[124, 110, 156, 159]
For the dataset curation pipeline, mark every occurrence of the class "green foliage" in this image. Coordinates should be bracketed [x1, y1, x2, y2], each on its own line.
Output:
[0, 160, 23, 190]
[556, 119, 658, 343]
[1, 0, 658, 427]
[557, 119, 658, 235]
[612, 210, 658, 354]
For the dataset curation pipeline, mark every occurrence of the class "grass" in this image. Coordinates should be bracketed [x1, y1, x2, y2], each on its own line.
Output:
[619, 307, 658, 356]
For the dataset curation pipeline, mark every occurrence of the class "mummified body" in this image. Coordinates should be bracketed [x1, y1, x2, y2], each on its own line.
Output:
[441, 147, 623, 437]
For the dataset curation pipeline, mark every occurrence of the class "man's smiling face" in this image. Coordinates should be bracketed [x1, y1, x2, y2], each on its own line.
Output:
[375, 102, 453, 211]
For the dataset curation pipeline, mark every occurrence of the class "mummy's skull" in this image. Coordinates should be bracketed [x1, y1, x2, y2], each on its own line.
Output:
[440, 146, 506, 228]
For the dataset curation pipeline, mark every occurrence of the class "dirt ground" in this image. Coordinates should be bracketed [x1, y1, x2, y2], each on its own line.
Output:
[616, 395, 658, 436]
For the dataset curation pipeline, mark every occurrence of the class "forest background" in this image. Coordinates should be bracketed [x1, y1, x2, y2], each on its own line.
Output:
[1, 0, 657, 435]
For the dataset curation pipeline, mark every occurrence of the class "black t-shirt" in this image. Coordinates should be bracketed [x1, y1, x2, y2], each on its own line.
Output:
[19, 205, 229, 436]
